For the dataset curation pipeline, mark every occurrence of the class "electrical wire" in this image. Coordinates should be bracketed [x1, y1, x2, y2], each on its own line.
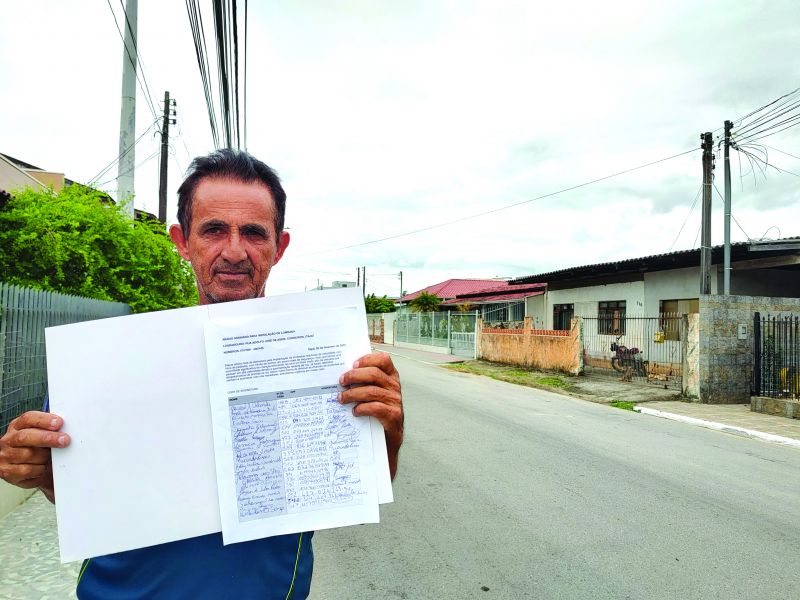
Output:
[96, 148, 161, 187]
[731, 85, 800, 128]
[117, 0, 160, 123]
[87, 118, 160, 186]
[186, 0, 220, 148]
[243, 0, 248, 150]
[296, 147, 701, 257]
[668, 185, 702, 252]
[105, 0, 159, 123]
[761, 144, 800, 161]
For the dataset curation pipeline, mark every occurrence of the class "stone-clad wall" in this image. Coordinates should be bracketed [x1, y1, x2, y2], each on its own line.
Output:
[698, 295, 800, 403]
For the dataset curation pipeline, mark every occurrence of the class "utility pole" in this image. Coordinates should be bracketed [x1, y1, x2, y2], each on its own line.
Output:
[699, 131, 714, 295]
[723, 120, 733, 295]
[158, 91, 176, 224]
[117, 0, 138, 218]
[362, 266, 366, 298]
[356, 267, 360, 288]
[398, 271, 403, 308]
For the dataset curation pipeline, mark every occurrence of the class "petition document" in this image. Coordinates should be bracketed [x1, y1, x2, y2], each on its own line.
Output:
[204, 305, 381, 545]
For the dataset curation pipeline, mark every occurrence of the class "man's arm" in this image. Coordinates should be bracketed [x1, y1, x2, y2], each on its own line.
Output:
[338, 352, 404, 480]
[0, 411, 71, 503]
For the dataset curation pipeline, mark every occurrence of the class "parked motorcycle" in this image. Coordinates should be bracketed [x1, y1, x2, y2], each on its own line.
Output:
[610, 336, 648, 376]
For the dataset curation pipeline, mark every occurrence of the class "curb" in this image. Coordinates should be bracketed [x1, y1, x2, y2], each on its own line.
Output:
[371, 346, 465, 367]
[633, 406, 800, 448]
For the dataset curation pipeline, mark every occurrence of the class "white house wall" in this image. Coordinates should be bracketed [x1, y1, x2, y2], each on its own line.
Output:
[642, 266, 717, 315]
[525, 294, 546, 328]
[545, 280, 645, 327]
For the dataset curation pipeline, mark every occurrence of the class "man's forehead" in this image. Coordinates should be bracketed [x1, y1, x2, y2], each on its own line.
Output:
[192, 177, 276, 220]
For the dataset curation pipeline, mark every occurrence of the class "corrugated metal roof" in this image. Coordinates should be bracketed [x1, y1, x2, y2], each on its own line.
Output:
[510, 241, 800, 285]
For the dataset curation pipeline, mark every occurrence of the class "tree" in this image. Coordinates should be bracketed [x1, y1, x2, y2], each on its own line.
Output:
[0, 185, 198, 312]
[364, 293, 396, 313]
[408, 291, 442, 312]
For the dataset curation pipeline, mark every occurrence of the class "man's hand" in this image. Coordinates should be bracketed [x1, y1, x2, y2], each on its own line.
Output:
[339, 352, 403, 479]
[0, 411, 70, 503]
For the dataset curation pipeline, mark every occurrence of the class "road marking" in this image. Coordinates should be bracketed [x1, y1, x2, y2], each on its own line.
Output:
[634, 406, 800, 448]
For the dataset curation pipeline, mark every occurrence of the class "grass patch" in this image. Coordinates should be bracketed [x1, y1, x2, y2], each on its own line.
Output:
[444, 361, 575, 392]
[609, 400, 636, 411]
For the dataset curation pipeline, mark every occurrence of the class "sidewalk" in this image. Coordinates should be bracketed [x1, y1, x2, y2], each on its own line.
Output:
[374, 343, 800, 447]
[635, 401, 800, 447]
[0, 492, 79, 599]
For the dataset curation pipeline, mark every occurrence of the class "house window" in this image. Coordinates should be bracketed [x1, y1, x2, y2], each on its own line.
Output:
[598, 301, 626, 335]
[659, 298, 699, 341]
[510, 301, 525, 321]
[553, 304, 574, 330]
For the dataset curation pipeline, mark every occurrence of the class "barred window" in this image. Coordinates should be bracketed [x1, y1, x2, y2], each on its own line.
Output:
[553, 304, 574, 331]
[598, 300, 626, 335]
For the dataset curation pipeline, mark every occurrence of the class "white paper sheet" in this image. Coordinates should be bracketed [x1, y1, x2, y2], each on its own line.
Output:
[204, 306, 379, 544]
[46, 287, 391, 563]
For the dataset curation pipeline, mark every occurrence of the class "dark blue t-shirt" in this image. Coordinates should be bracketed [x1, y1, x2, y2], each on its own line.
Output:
[42, 394, 314, 598]
[76, 531, 314, 599]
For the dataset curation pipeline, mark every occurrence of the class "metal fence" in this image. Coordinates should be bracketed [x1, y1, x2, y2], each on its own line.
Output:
[396, 311, 478, 358]
[752, 312, 800, 398]
[0, 283, 131, 433]
[580, 314, 686, 389]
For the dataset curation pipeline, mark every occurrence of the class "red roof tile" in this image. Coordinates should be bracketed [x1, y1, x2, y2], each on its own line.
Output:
[441, 290, 544, 304]
[401, 279, 508, 302]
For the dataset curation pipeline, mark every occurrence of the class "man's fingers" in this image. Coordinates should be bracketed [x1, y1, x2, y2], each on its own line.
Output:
[11, 428, 69, 449]
[339, 384, 399, 406]
[1, 446, 51, 465]
[0, 463, 47, 486]
[11, 411, 64, 433]
[339, 366, 400, 391]
[354, 352, 398, 376]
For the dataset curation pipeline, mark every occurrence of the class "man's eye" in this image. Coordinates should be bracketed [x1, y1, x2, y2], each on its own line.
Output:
[242, 227, 268, 239]
[203, 226, 224, 235]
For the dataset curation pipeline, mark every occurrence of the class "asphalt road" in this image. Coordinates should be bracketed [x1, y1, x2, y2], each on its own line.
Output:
[309, 355, 800, 600]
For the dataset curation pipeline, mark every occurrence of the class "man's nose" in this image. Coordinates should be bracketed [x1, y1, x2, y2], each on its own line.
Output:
[221, 229, 248, 263]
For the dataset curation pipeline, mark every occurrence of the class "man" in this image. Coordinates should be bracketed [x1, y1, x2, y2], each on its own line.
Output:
[0, 149, 404, 598]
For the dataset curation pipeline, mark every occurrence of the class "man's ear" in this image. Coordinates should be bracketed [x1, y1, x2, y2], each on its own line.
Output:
[169, 224, 192, 261]
[274, 231, 290, 265]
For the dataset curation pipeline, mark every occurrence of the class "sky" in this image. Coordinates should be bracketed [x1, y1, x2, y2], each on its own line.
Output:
[2, 1, 799, 298]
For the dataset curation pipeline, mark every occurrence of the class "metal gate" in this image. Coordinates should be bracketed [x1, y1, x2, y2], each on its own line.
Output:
[752, 312, 800, 398]
[396, 311, 477, 359]
[581, 314, 686, 389]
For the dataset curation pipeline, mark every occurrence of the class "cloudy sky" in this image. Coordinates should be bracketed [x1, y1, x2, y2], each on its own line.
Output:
[2, 1, 799, 297]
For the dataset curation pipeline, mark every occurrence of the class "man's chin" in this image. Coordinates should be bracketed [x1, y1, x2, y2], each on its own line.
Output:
[203, 288, 260, 304]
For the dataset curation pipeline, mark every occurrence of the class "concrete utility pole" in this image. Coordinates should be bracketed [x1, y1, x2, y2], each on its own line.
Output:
[117, 0, 138, 218]
[362, 267, 367, 298]
[158, 91, 176, 223]
[723, 120, 733, 295]
[700, 131, 714, 295]
[399, 271, 403, 308]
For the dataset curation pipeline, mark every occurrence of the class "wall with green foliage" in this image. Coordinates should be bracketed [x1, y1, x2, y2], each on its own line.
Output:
[0, 185, 198, 312]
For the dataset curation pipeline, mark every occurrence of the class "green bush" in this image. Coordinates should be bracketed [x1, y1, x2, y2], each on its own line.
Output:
[0, 185, 198, 312]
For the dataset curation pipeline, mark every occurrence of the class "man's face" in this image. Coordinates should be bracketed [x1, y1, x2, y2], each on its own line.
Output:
[169, 177, 290, 305]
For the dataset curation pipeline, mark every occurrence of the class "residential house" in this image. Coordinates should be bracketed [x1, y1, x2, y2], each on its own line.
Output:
[512, 242, 800, 329]
[401, 278, 511, 306]
[442, 282, 547, 326]
[0, 152, 158, 222]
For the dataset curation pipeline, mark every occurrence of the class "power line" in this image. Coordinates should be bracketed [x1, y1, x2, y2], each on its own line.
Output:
[186, 0, 220, 148]
[97, 148, 161, 187]
[668, 185, 702, 252]
[731, 85, 800, 127]
[761, 143, 800, 161]
[297, 147, 700, 257]
[104, 0, 159, 122]
[87, 118, 160, 186]
[117, 0, 160, 123]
